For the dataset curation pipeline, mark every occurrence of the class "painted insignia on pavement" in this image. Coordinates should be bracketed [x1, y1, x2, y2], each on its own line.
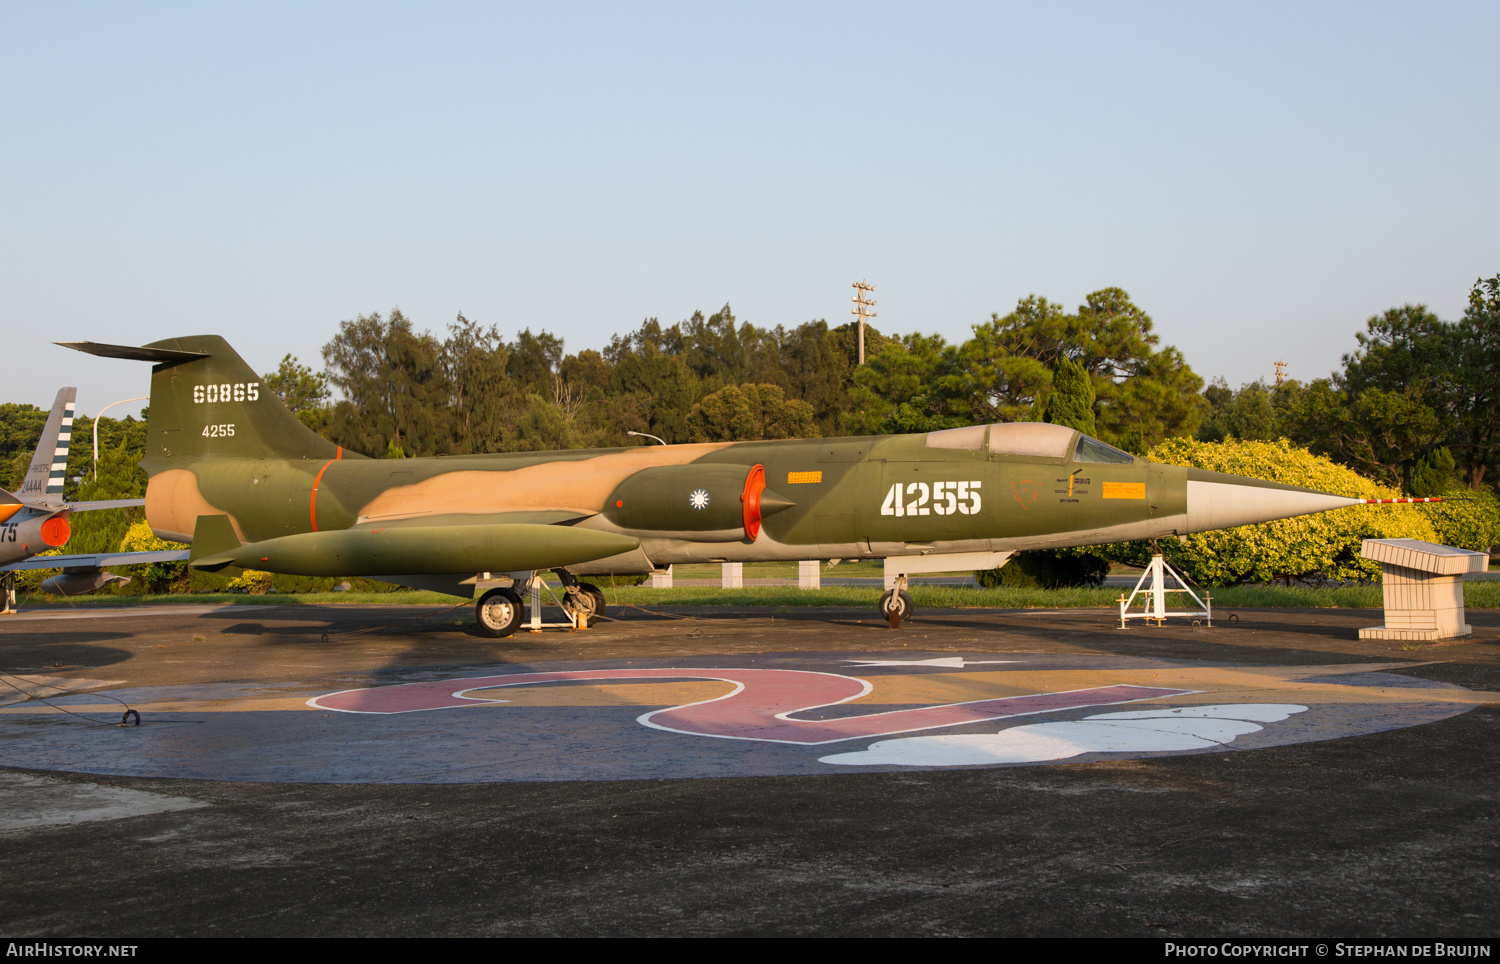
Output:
[0, 653, 1486, 784]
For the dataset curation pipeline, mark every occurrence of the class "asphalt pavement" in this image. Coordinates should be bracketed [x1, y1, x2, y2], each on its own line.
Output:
[0, 599, 1496, 937]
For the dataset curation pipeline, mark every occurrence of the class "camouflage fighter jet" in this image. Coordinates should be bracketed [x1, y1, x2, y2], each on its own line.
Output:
[60, 336, 1406, 636]
[0, 387, 185, 610]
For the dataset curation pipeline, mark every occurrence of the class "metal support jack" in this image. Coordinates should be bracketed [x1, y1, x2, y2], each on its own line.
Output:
[524, 572, 583, 632]
[1118, 552, 1211, 628]
[1, 572, 15, 615]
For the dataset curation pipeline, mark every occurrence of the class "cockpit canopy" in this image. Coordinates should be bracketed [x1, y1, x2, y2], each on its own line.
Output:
[926, 423, 1135, 463]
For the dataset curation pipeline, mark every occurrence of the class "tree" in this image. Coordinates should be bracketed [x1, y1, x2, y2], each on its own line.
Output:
[1451, 274, 1500, 488]
[958, 289, 1202, 447]
[1285, 305, 1451, 491]
[262, 355, 331, 434]
[59, 441, 145, 559]
[1041, 355, 1096, 435]
[321, 309, 451, 457]
[846, 333, 968, 435]
[687, 384, 817, 442]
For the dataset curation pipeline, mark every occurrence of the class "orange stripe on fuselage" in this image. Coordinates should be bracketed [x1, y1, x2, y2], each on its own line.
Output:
[309, 447, 343, 532]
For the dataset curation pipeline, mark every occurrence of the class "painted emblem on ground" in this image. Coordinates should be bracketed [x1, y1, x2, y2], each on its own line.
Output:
[0, 653, 1486, 784]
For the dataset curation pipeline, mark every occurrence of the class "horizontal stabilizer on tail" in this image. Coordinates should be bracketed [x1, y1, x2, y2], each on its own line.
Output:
[56, 342, 209, 365]
[189, 515, 245, 576]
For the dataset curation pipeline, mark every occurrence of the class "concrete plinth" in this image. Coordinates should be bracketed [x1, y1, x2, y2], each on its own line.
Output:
[798, 560, 821, 590]
[649, 566, 673, 589]
[1358, 538, 1487, 641]
[721, 562, 743, 589]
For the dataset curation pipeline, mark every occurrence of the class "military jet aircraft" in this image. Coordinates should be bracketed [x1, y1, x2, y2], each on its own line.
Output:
[60, 335, 1406, 636]
[0, 387, 185, 609]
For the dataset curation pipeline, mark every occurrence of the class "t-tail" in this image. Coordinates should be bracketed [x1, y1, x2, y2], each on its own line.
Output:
[57, 336, 345, 472]
[17, 387, 76, 507]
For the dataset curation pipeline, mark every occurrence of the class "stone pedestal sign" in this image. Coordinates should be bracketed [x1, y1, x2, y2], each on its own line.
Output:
[1358, 538, 1487, 641]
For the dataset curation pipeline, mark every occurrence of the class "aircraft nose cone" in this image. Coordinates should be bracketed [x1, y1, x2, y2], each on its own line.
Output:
[1184, 469, 1361, 532]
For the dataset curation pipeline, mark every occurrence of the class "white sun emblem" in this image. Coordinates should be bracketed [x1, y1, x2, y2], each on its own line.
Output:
[688, 488, 711, 510]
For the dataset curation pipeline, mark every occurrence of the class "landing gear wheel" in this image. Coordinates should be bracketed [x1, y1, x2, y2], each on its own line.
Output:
[878, 588, 914, 621]
[579, 582, 606, 618]
[562, 586, 601, 620]
[476, 587, 525, 638]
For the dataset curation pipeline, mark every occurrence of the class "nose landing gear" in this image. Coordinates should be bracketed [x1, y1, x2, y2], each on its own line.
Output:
[878, 578, 914, 629]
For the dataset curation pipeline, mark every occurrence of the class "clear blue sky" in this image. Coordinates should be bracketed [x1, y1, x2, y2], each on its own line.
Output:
[3, 2, 1496, 418]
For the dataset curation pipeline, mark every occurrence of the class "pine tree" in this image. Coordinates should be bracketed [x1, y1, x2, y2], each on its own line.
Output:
[1042, 355, 1096, 435]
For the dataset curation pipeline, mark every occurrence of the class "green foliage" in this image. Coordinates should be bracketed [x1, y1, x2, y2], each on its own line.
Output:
[1132, 438, 1439, 587]
[1453, 274, 1500, 488]
[1410, 447, 1456, 498]
[61, 441, 146, 557]
[1041, 355, 1096, 435]
[263, 354, 331, 434]
[687, 384, 818, 442]
[119, 520, 188, 594]
[959, 288, 1202, 449]
[1421, 486, 1500, 551]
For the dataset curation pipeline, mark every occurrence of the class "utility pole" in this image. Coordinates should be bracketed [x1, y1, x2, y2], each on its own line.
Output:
[1274, 359, 1288, 387]
[852, 281, 877, 365]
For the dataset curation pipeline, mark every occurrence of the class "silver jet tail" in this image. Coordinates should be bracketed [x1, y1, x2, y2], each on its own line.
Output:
[18, 388, 76, 507]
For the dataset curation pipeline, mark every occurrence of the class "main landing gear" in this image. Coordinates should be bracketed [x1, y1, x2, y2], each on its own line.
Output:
[475, 587, 525, 638]
[556, 569, 607, 625]
[473, 571, 607, 638]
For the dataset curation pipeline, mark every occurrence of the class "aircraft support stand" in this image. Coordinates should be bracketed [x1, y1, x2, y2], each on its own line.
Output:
[1, 572, 15, 615]
[1118, 552, 1211, 628]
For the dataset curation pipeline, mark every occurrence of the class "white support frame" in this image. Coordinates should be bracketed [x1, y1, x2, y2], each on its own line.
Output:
[1118, 554, 1211, 628]
[519, 572, 582, 632]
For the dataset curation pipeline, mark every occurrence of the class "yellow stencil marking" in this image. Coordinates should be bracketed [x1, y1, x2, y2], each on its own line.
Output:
[1102, 481, 1146, 500]
[787, 471, 823, 484]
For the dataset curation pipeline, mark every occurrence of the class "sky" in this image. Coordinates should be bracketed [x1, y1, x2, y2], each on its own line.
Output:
[3, 2, 1497, 418]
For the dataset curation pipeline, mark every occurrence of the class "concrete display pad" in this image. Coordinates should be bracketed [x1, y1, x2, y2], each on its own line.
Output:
[1, 602, 1497, 937]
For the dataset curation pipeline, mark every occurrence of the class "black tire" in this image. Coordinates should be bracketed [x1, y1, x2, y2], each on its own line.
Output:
[878, 588, 915, 620]
[476, 587, 525, 638]
[579, 582, 607, 618]
[562, 586, 601, 620]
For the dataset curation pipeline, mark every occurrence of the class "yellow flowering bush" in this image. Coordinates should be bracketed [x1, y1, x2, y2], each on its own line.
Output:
[1420, 487, 1500, 552]
[1144, 438, 1440, 586]
[119, 520, 188, 593]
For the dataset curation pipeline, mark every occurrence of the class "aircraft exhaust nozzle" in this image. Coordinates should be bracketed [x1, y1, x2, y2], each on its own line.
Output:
[1185, 469, 1361, 532]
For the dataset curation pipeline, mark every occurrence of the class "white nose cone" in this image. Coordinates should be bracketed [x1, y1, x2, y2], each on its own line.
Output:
[1186, 479, 1360, 532]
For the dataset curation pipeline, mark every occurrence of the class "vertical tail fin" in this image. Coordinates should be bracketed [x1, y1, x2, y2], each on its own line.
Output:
[18, 387, 76, 505]
[57, 336, 350, 471]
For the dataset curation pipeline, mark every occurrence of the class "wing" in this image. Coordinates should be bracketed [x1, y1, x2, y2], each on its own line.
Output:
[0, 550, 190, 572]
[59, 499, 147, 512]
